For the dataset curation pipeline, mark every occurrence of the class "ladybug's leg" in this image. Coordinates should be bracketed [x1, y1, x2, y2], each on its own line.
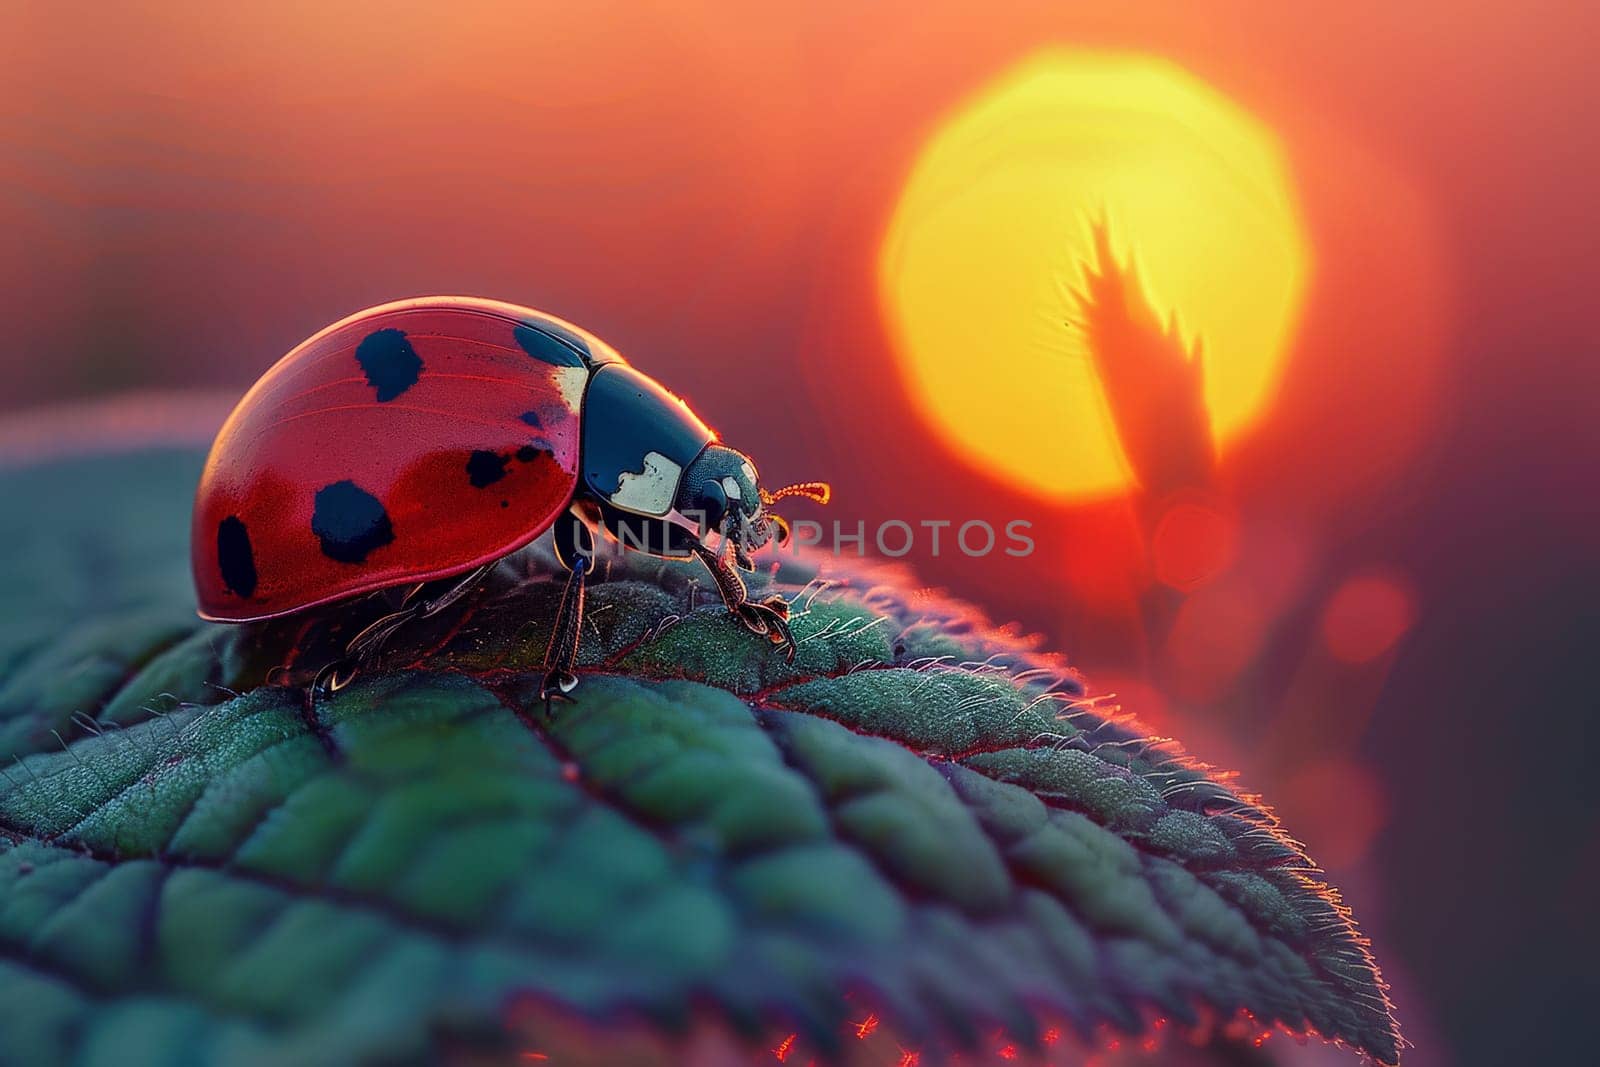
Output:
[688, 538, 798, 663]
[311, 562, 497, 700]
[540, 509, 597, 708]
[539, 556, 588, 708]
[345, 562, 496, 664]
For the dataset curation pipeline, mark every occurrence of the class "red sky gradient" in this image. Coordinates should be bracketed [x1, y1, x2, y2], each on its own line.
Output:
[3, 5, 1597, 1066]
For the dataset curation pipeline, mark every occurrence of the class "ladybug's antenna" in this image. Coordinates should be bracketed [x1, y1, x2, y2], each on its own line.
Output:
[760, 481, 832, 507]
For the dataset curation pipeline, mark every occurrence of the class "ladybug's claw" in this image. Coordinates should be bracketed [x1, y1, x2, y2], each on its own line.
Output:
[312, 659, 359, 695]
[309, 564, 495, 704]
[539, 670, 580, 713]
[690, 540, 799, 663]
[537, 539, 590, 716]
[736, 596, 798, 663]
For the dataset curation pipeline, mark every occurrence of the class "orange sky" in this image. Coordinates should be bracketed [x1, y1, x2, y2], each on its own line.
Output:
[1, 0, 1471, 536]
[3, 8, 1598, 1062]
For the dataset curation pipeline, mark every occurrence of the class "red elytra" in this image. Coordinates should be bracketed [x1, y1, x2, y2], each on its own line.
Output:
[191, 297, 625, 622]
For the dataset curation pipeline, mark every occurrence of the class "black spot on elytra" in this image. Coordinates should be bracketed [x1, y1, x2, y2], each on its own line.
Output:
[514, 323, 586, 368]
[216, 516, 257, 597]
[312, 481, 395, 563]
[519, 410, 543, 430]
[523, 318, 592, 355]
[355, 328, 423, 401]
[467, 450, 509, 487]
[515, 445, 541, 463]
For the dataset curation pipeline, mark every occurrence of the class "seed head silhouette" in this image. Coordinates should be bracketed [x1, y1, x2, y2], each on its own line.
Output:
[1071, 221, 1216, 499]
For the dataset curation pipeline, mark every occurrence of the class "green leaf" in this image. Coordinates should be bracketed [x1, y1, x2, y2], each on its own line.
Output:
[0, 449, 1400, 1065]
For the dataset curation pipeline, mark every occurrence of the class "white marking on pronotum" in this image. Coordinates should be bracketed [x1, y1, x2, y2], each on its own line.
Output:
[551, 365, 589, 411]
[610, 450, 682, 517]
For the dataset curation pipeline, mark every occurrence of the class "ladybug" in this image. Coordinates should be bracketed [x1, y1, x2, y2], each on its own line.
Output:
[192, 296, 828, 701]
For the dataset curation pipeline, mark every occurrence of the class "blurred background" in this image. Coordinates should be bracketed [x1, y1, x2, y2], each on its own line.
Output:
[3, 3, 1596, 1064]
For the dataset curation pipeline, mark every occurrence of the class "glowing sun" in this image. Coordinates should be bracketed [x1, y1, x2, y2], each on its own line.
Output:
[879, 51, 1310, 499]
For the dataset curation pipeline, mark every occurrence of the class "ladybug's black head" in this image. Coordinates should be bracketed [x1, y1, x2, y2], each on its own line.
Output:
[679, 445, 762, 540]
[677, 445, 829, 569]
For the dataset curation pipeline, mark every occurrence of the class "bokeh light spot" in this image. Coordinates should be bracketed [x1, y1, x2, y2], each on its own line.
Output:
[1279, 758, 1388, 870]
[1166, 584, 1274, 703]
[1321, 572, 1418, 663]
[1151, 498, 1239, 590]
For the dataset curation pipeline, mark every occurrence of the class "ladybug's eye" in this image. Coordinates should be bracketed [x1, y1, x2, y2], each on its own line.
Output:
[700, 479, 727, 523]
